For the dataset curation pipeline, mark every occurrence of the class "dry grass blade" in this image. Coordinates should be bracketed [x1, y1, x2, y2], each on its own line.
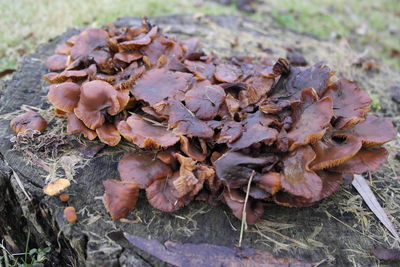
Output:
[238, 170, 255, 247]
[352, 174, 400, 243]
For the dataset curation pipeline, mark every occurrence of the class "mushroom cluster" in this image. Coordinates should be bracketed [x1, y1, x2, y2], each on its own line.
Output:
[44, 19, 396, 223]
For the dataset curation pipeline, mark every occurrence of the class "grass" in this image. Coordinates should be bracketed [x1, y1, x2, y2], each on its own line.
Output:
[1, 0, 399, 74]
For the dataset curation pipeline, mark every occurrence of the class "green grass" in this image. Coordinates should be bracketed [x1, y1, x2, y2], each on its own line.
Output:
[263, 0, 400, 70]
[0, 0, 399, 72]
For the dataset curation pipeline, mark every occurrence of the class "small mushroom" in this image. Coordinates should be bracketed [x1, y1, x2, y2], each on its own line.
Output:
[47, 82, 81, 113]
[43, 178, 71, 196]
[96, 123, 121, 146]
[103, 179, 139, 220]
[223, 189, 264, 225]
[67, 113, 97, 140]
[45, 54, 69, 71]
[256, 172, 281, 195]
[10, 110, 47, 134]
[64, 206, 77, 223]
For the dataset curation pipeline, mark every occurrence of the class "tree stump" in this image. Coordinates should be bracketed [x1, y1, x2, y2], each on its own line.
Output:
[0, 15, 399, 267]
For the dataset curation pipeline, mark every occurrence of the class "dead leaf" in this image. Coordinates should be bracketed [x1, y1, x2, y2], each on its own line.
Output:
[43, 178, 70, 196]
[370, 249, 400, 261]
[352, 174, 400, 243]
[124, 233, 312, 267]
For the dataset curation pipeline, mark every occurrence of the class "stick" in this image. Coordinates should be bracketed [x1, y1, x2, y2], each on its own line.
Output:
[239, 170, 255, 247]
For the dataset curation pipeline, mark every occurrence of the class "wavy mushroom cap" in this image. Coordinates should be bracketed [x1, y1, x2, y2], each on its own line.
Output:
[118, 114, 180, 149]
[71, 28, 108, 60]
[103, 179, 139, 220]
[74, 80, 121, 130]
[48, 82, 81, 113]
[118, 153, 173, 189]
[287, 88, 333, 151]
[96, 123, 121, 146]
[323, 78, 371, 128]
[66, 112, 97, 140]
[223, 189, 264, 225]
[10, 110, 47, 134]
[281, 145, 323, 200]
[45, 54, 69, 71]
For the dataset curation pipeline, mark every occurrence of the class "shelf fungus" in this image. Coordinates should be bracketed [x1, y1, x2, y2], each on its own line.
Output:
[41, 19, 397, 224]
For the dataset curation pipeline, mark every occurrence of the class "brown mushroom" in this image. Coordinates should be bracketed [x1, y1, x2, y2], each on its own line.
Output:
[146, 176, 190, 212]
[64, 206, 77, 223]
[10, 110, 47, 134]
[310, 133, 362, 170]
[184, 83, 225, 120]
[47, 82, 81, 113]
[256, 172, 281, 195]
[131, 68, 193, 108]
[281, 145, 322, 200]
[287, 88, 333, 151]
[96, 123, 121, 146]
[336, 115, 396, 147]
[67, 113, 97, 140]
[214, 63, 242, 83]
[71, 28, 108, 60]
[45, 54, 69, 71]
[74, 80, 122, 130]
[118, 114, 180, 149]
[323, 78, 371, 128]
[118, 153, 172, 189]
[329, 147, 389, 174]
[223, 189, 264, 225]
[168, 99, 214, 139]
[103, 179, 139, 220]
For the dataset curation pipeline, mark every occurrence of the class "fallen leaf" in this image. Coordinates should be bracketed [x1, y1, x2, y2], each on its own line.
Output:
[370, 249, 400, 261]
[124, 233, 312, 266]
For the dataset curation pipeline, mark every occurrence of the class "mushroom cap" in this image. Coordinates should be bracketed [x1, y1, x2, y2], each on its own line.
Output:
[323, 78, 371, 128]
[103, 179, 139, 220]
[43, 178, 71, 196]
[10, 110, 47, 134]
[214, 151, 278, 188]
[287, 88, 333, 151]
[45, 54, 68, 71]
[64, 206, 77, 223]
[184, 83, 225, 120]
[184, 60, 216, 80]
[43, 70, 88, 84]
[214, 63, 242, 83]
[329, 147, 389, 174]
[281, 145, 323, 199]
[228, 111, 278, 150]
[223, 189, 264, 225]
[337, 115, 397, 147]
[146, 176, 190, 212]
[118, 114, 180, 149]
[180, 135, 207, 162]
[245, 74, 275, 104]
[118, 153, 173, 189]
[67, 112, 97, 140]
[171, 154, 200, 198]
[168, 99, 214, 139]
[256, 172, 281, 195]
[74, 80, 121, 130]
[96, 123, 121, 146]
[310, 133, 362, 170]
[131, 68, 193, 107]
[47, 82, 81, 113]
[118, 26, 158, 50]
[71, 28, 108, 60]
[217, 120, 243, 144]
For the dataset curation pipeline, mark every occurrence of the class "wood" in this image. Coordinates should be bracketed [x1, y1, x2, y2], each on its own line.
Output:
[0, 15, 399, 266]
